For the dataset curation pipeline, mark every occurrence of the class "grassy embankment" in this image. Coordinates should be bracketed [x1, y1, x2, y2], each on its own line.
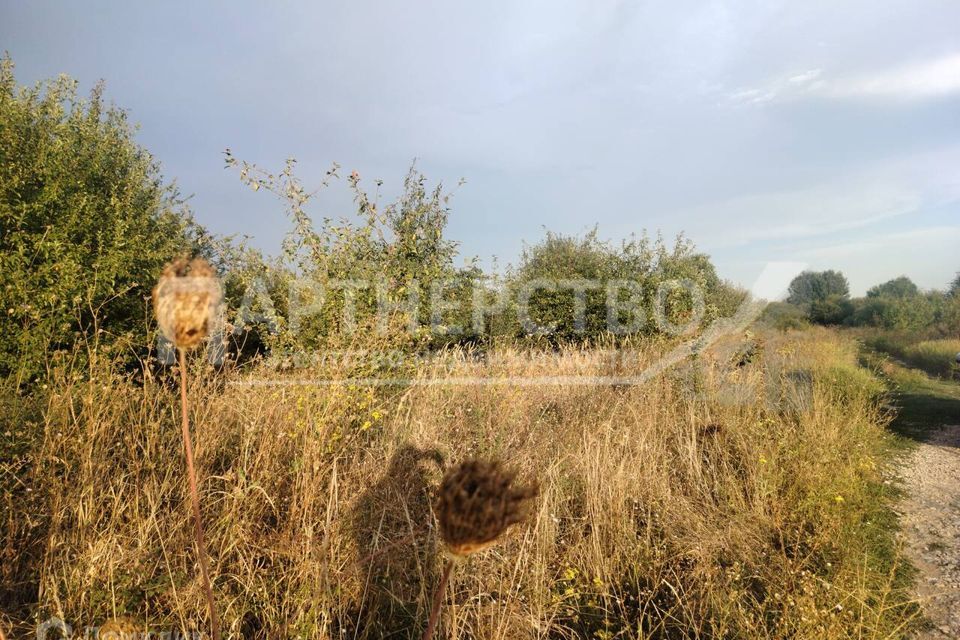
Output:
[864, 333, 960, 380]
[860, 342, 960, 441]
[1, 328, 921, 638]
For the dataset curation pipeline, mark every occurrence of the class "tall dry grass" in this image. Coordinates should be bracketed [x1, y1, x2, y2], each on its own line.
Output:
[864, 333, 960, 379]
[2, 329, 917, 638]
[895, 339, 960, 380]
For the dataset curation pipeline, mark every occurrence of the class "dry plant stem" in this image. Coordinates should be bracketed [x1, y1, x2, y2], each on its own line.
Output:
[178, 349, 221, 640]
[422, 558, 455, 640]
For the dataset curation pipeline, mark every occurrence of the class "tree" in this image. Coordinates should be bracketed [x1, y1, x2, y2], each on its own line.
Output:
[0, 57, 208, 382]
[225, 154, 477, 351]
[949, 272, 960, 297]
[508, 229, 623, 341]
[809, 294, 854, 325]
[786, 270, 850, 308]
[867, 276, 919, 299]
[506, 230, 741, 343]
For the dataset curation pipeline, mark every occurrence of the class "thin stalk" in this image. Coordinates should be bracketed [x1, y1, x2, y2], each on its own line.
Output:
[178, 348, 221, 640]
[422, 558, 455, 640]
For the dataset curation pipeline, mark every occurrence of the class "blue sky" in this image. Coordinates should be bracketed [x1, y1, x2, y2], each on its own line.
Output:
[3, 0, 959, 295]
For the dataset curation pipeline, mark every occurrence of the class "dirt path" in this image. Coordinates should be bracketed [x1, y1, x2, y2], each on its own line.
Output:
[896, 425, 960, 638]
[867, 350, 960, 638]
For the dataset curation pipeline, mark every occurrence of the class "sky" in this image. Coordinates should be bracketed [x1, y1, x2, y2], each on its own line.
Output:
[2, 0, 959, 295]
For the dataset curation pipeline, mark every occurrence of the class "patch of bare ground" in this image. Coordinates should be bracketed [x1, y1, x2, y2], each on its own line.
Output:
[897, 424, 960, 638]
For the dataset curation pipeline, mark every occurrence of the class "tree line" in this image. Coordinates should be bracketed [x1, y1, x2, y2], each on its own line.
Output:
[763, 269, 960, 334]
[0, 59, 745, 384]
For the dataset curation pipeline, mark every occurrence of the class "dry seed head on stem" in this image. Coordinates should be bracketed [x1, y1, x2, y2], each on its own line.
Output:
[435, 458, 538, 558]
[153, 257, 222, 350]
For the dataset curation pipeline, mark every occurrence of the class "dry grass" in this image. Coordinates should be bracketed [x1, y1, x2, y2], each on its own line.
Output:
[1, 328, 918, 638]
[898, 340, 960, 379]
[865, 333, 960, 379]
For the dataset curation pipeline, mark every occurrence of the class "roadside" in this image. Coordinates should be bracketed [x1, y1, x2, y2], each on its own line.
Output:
[865, 350, 960, 638]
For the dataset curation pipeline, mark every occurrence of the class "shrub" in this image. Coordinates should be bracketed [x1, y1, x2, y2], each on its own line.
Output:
[505, 230, 743, 343]
[809, 293, 854, 325]
[0, 57, 207, 383]
[847, 294, 938, 331]
[224, 155, 482, 353]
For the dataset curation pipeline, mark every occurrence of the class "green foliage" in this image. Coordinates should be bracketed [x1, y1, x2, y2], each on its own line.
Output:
[0, 57, 207, 383]
[0, 57, 749, 374]
[224, 154, 480, 352]
[224, 154, 744, 350]
[866, 276, 919, 299]
[787, 271, 958, 333]
[786, 270, 850, 308]
[848, 294, 936, 331]
[504, 230, 744, 343]
[760, 301, 810, 331]
[932, 292, 960, 334]
[809, 294, 854, 325]
[507, 230, 628, 341]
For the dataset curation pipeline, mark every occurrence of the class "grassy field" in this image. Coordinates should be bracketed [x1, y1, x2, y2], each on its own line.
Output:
[864, 333, 960, 380]
[2, 329, 921, 638]
[860, 345, 960, 441]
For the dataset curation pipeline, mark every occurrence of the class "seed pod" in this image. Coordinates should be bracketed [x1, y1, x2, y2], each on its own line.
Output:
[435, 458, 538, 558]
[153, 257, 222, 350]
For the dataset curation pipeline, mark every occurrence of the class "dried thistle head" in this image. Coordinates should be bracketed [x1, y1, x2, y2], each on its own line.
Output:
[153, 257, 222, 350]
[435, 458, 538, 558]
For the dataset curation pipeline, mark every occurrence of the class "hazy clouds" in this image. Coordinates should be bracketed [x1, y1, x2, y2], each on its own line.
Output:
[2, 0, 958, 294]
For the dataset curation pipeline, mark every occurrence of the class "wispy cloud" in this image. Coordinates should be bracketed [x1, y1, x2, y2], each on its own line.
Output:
[728, 53, 960, 105]
[5, 0, 957, 294]
[830, 53, 960, 99]
[787, 69, 823, 85]
[663, 145, 960, 254]
[804, 226, 960, 260]
[671, 181, 923, 247]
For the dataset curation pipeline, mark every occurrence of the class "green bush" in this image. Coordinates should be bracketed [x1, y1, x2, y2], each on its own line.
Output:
[503, 230, 744, 343]
[0, 57, 207, 383]
[223, 156, 483, 352]
[787, 270, 959, 334]
[222, 161, 745, 350]
[809, 294, 854, 325]
[848, 295, 936, 331]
